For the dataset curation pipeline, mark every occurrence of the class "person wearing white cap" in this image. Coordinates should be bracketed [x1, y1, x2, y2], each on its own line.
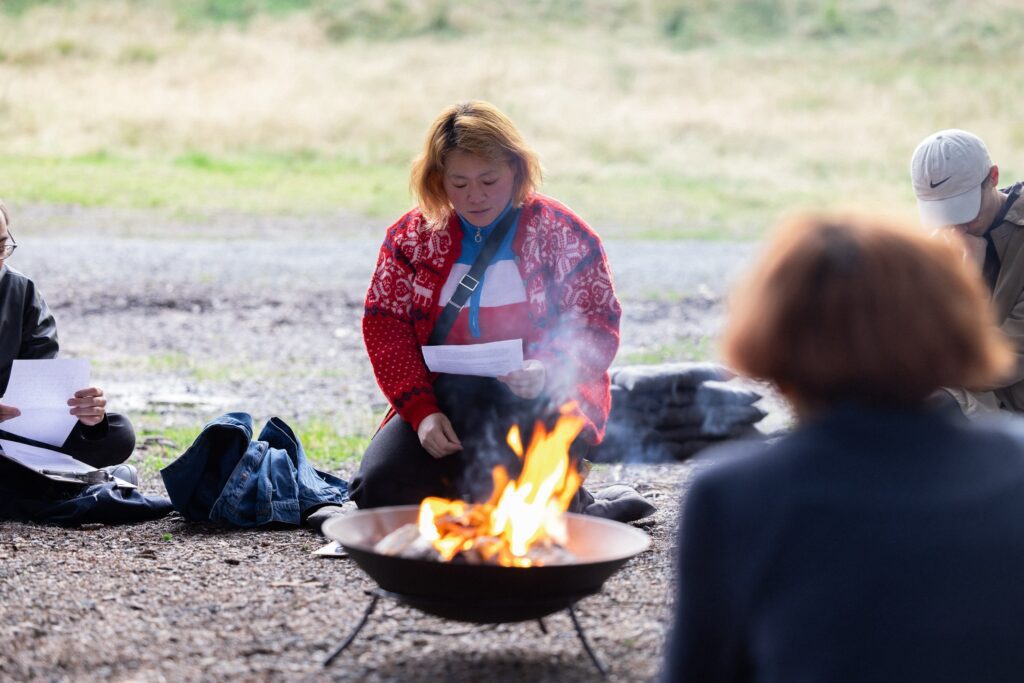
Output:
[911, 129, 1024, 413]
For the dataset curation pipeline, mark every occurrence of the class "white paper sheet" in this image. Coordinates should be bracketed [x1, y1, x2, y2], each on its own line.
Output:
[1, 359, 90, 446]
[422, 339, 524, 377]
[311, 541, 349, 558]
[0, 438, 94, 475]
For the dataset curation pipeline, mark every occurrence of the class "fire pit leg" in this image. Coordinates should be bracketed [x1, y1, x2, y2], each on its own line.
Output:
[567, 605, 608, 678]
[536, 618, 548, 635]
[322, 592, 380, 668]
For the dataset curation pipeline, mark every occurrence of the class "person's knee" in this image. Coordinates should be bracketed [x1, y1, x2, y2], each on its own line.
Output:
[66, 413, 137, 468]
[106, 414, 137, 465]
[349, 462, 424, 508]
[350, 424, 446, 508]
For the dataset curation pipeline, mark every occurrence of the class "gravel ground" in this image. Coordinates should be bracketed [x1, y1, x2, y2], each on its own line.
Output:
[0, 204, 774, 681]
[0, 464, 698, 682]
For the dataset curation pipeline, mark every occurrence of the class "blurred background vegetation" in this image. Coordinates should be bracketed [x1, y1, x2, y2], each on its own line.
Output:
[0, 0, 1022, 238]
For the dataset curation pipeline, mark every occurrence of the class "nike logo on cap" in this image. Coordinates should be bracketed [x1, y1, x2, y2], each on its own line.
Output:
[930, 176, 952, 188]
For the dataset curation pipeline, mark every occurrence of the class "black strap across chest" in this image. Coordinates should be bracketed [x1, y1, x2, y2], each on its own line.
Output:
[981, 184, 1021, 292]
[427, 209, 518, 346]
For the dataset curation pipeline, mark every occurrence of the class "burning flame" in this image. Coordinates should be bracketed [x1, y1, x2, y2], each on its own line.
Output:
[417, 403, 586, 567]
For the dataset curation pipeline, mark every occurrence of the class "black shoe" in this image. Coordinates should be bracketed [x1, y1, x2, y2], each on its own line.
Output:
[305, 501, 358, 534]
[103, 464, 139, 487]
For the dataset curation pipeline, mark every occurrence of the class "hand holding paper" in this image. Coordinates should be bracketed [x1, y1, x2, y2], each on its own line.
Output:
[0, 359, 91, 446]
[67, 386, 107, 426]
[498, 359, 546, 399]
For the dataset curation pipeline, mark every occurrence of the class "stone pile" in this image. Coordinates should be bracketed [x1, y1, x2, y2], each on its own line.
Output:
[591, 362, 767, 462]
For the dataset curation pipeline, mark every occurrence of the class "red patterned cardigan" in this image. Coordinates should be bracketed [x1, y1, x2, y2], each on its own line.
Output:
[362, 193, 622, 444]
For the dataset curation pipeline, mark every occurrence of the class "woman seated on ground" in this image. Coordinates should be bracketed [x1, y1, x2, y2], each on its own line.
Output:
[0, 199, 139, 518]
[348, 101, 652, 522]
[664, 212, 1024, 681]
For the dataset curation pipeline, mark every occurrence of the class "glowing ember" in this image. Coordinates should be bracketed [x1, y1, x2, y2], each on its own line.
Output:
[416, 403, 585, 567]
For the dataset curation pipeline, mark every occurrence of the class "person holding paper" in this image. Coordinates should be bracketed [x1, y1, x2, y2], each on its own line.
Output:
[0, 199, 136, 489]
[345, 101, 652, 523]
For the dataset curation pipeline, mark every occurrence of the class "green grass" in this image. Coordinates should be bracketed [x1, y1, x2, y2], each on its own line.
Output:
[3, 151, 802, 239]
[0, 153, 410, 221]
[20, 0, 1011, 50]
[160, 358, 350, 384]
[295, 415, 371, 470]
[132, 412, 369, 479]
[616, 336, 716, 365]
[133, 421, 204, 479]
[4, 147, 908, 240]
[1, 1, 1022, 240]
[3, 150, 803, 239]
[100, 353, 275, 384]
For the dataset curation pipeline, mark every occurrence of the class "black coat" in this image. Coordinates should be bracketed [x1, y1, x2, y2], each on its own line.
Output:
[0, 264, 58, 394]
[664, 402, 1024, 683]
[0, 264, 133, 466]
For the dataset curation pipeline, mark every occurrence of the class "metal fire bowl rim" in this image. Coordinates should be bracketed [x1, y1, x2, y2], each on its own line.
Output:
[322, 504, 652, 566]
[323, 506, 650, 622]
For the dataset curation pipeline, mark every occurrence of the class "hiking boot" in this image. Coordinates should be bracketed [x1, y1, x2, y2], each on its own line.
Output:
[103, 463, 139, 487]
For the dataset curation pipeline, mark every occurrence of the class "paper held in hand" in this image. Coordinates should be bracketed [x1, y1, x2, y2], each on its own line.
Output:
[0, 358, 90, 447]
[421, 339, 524, 377]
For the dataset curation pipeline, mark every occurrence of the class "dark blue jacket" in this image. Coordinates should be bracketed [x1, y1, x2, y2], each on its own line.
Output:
[664, 402, 1024, 683]
[161, 413, 348, 527]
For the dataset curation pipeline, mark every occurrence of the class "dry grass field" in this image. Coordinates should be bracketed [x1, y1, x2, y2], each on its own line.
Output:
[1, 0, 1022, 237]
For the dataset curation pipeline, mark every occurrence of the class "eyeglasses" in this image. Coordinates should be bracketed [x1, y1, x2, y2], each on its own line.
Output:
[0, 231, 16, 258]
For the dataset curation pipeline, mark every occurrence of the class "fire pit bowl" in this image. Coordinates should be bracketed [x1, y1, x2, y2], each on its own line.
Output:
[322, 505, 651, 623]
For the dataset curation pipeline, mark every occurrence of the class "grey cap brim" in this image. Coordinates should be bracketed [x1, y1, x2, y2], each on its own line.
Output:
[916, 184, 982, 228]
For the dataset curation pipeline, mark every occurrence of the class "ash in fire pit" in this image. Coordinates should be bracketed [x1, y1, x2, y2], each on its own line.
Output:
[375, 521, 576, 566]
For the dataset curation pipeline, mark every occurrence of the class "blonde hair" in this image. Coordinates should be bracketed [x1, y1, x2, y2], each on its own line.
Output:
[723, 212, 1014, 407]
[410, 101, 542, 228]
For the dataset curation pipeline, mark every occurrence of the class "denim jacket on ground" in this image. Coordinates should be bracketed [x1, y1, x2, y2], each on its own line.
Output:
[160, 412, 348, 527]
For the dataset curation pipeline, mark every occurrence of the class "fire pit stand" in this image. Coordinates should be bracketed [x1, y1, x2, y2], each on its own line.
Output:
[320, 507, 652, 679]
[322, 588, 609, 677]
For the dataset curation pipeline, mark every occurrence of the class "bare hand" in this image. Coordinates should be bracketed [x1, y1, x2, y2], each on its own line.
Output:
[498, 359, 546, 399]
[67, 387, 107, 427]
[417, 412, 462, 459]
[0, 403, 20, 423]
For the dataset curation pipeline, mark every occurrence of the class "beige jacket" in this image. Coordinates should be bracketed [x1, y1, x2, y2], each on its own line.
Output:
[986, 186, 1024, 411]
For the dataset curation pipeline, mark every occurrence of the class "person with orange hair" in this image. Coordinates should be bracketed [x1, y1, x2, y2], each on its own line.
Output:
[663, 213, 1024, 681]
[343, 101, 652, 523]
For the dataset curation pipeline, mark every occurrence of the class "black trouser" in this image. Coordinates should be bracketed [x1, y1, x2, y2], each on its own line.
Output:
[0, 413, 137, 502]
[349, 376, 594, 511]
